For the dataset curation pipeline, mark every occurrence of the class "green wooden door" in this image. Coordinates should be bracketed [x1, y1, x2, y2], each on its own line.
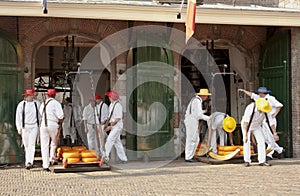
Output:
[259, 30, 291, 157]
[126, 39, 174, 160]
[0, 32, 23, 164]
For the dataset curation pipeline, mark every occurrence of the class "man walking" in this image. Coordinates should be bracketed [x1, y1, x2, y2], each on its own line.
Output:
[184, 88, 211, 162]
[15, 89, 41, 170]
[39, 89, 64, 171]
[95, 94, 108, 156]
[102, 90, 128, 164]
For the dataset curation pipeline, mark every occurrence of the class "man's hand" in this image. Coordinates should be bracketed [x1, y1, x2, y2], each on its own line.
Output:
[104, 126, 112, 132]
[274, 134, 279, 142]
[18, 129, 22, 135]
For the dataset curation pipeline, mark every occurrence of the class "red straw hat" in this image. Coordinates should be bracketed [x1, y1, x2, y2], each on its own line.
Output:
[47, 88, 58, 97]
[105, 90, 120, 101]
[95, 94, 103, 99]
[22, 89, 35, 97]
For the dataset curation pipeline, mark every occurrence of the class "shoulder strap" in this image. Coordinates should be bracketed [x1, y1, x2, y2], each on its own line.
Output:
[70, 105, 74, 127]
[247, 103, 256, 132]
[264, 113, 274, 135]
[22, 101, 26, 128]
[107, 101, 119, 123]
[99, 102, 104, 123]
[43, 99, 53, 127]
[34, 102, 39, 127]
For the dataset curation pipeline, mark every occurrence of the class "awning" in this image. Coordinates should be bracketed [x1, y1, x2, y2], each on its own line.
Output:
[1, 1, 300, 26]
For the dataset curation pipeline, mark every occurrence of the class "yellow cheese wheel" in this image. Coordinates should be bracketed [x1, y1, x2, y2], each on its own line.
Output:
[81, 150, 98, 158]
[63, 157, 80, 164]
[82, 157, 99, 163]
[239, 150, 255, 155]
[63, 151, 81, 158]
[72, 146, 87, 152]
[218, 146, 238, 151]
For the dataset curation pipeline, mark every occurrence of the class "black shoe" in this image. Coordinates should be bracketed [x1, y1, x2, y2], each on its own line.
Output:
[43, 168, 51, 172]
[185, 158, 198, 163]
[244, 162, 250, 167]
[259, 162, 271, 166]
[43, 8, 48, 14]
[120, 160, 128, 164]
[25, 163, 32, 170]
[266, 156, 273, 161]
[277, 149, 285, 159]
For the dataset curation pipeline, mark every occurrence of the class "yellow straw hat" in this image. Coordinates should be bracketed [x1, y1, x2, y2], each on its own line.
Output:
[255, 98, 272, 113]
[222, 116, 237, 133]
[196, 88, 212, 96]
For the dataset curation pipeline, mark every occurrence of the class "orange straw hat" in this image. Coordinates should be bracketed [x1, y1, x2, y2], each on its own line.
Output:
[222, 116, 237, 133]
[95, 94, 103, 99]
[105, 90, 120, 101]
[22, 89, 35, 97]
[255, 98, 272, 113]
[196, 88, 212, 96]
[47, 88, 58, 97]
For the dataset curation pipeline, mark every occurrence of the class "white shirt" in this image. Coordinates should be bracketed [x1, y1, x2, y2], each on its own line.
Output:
[96, 101, 109, 124]
[108, 101, 123, 127]
[251, 93, 283, 115]
[15, 100, 41, 130]
[185, 95, 210, 121]
[242, 102, 274, 131]
[82, 104, 99, 125]
[39, 98, 64, 127]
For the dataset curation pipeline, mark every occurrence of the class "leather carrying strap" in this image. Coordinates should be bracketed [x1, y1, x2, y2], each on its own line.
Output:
[246, 103, 256, 132]
[22, 101, 39, 128]
[43, 99, 53, 127]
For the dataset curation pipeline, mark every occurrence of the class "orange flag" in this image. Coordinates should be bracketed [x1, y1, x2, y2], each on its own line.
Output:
[185, 0, 196, 43]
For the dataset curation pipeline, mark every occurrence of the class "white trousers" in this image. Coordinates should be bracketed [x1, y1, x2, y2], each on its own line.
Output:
[40, 125, 58, 169]
[41, 0, 47, 9]
[243, 126, 266, 164]
[262, 122, 283, 158]
[22, 126, 38, 166]
[210, 127, 226, 154]
[105, 125, 127, 162]
[62, 124, 77, 143]
[97, 125, 106, 157]
[184, 116, 199, 160]
[87, 124, 98, 152]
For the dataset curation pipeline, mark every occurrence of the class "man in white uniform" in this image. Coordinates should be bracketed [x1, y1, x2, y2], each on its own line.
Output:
[242, 98, 279, 167]
[95, 94, 108, 156]
[39, 89, 64, 171]
[208, 112, 236, 154]
[102, 90, 128, 163]
[15, 89, 41, 170]
[82, 99, 99, 152]
[184, 89, 211, 162]
[62, 97, 77, 144]
[239, 87, 284, 159]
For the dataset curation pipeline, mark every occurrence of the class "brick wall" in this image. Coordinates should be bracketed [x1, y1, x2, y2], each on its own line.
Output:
[291, 28, 300, 158]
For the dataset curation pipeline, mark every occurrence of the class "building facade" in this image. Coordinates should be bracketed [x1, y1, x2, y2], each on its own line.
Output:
[0, 0, 300, 163]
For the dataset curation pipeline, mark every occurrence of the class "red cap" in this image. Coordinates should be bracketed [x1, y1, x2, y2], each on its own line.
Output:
[22, 89, 35, 97]
[47, 88, 58, 97]
[95, 94, 103, 99]
[105, 90, 120, 101]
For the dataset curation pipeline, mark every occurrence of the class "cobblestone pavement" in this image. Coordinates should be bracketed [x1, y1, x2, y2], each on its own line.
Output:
[0, 158, 300, 195]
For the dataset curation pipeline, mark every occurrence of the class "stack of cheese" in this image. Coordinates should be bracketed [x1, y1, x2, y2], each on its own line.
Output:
[217, 145, 254, 155]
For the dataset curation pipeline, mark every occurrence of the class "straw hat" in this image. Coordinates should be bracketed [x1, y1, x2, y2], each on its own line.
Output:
[196, 88, 212, 96]
[222, 116, 237, 133]
[22, 89, 35, 97]
[105, 90, 120, 101]
[255, 98, 272, 113]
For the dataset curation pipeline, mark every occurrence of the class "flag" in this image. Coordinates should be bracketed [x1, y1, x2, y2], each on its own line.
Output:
[185, 0, 196, 43]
